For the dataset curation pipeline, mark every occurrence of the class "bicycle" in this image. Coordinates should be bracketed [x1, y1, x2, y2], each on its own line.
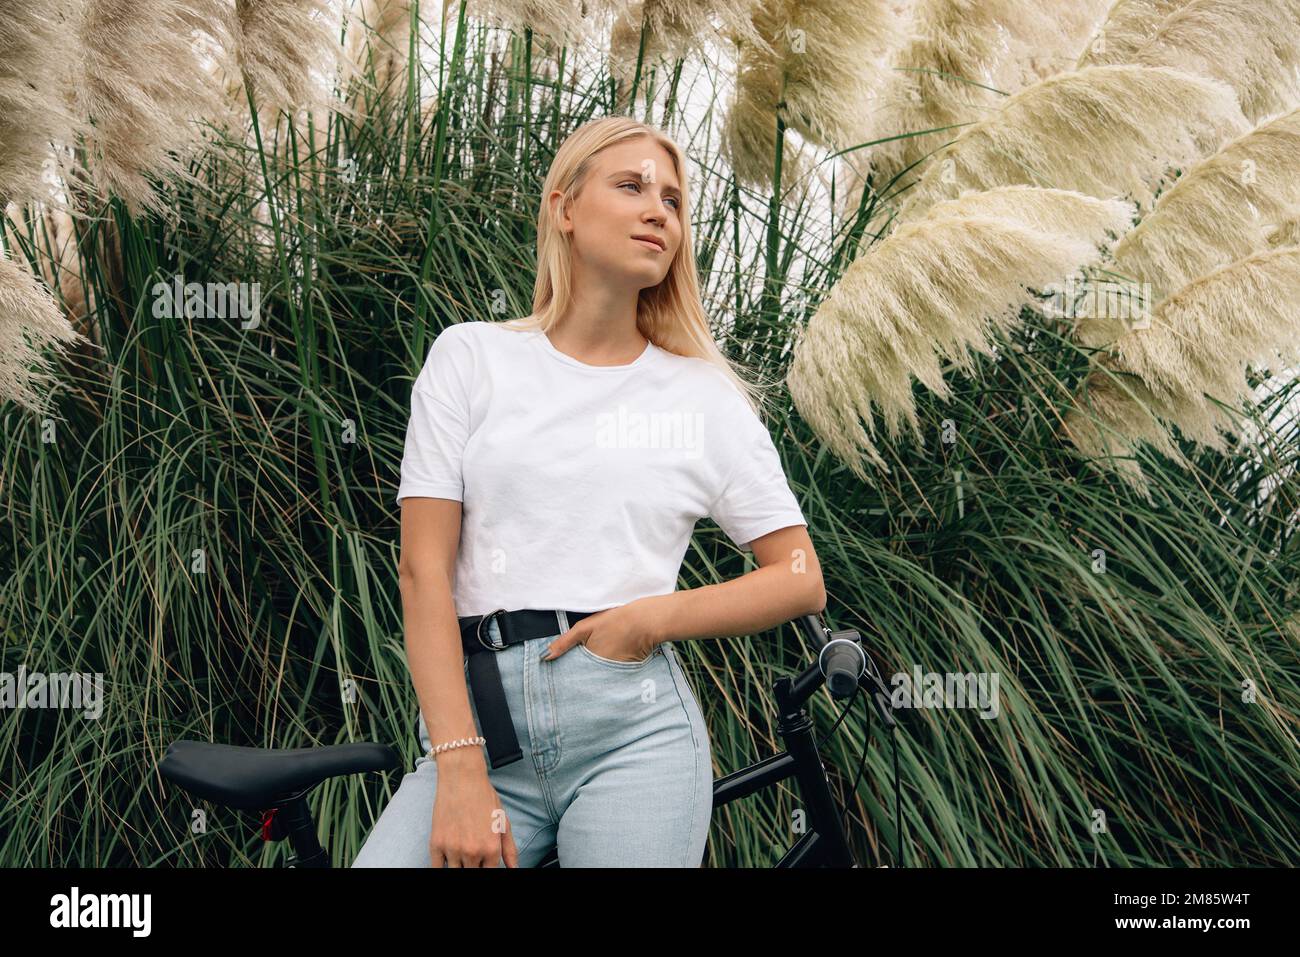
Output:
[159, 612, 901, 867]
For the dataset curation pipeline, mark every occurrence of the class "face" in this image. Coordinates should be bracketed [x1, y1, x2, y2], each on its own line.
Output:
[551, 136, 685, 291]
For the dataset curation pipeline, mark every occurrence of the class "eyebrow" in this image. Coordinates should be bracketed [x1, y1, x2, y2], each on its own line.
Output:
[607, 169, 682, 198]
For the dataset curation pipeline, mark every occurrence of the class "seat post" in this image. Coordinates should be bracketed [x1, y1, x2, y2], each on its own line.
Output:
[280, 795, 330, 868]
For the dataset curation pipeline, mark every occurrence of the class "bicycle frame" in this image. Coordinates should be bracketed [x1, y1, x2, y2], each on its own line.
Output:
[263, 793, 331, 868]
[710, 656, 859, 868]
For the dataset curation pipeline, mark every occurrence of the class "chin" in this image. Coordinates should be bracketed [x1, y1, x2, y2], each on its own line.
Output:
[626, 264, 667, 281]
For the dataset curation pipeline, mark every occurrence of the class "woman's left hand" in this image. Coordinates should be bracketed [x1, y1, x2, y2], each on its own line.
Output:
[541, 598, 666, 663]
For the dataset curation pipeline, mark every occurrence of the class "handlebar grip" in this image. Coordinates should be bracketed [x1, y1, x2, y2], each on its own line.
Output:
[820, 639, 866, 699]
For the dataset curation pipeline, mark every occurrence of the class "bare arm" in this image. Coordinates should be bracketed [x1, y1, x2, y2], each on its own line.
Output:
[397, 497, 487, 777]
[539, 525, 826, 664]
[654, 524, 827, 642]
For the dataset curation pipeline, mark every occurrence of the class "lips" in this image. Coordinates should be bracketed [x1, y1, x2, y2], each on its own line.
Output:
[632, 235, 665, 250]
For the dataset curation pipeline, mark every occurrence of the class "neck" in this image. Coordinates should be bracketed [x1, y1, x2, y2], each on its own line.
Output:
[548, 282, 648, 365]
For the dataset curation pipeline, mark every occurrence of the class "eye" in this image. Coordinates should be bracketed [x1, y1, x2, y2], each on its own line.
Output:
[620, 181, 680, 211]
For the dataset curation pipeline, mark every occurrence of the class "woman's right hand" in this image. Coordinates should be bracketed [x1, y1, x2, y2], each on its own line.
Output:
[428, 750, 520, 867]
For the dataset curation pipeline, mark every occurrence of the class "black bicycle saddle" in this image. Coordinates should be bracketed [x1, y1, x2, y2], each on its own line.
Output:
[160, 740, 400, 810]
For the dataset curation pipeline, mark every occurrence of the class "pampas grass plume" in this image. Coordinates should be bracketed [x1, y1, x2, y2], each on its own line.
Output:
[1102, 107, 1300, 304]
[1076, 0, 1189, 67]
[610, 0, 770, 78]
[0, 255, 87, 413]
[1129, 0, 1300, 123]
[861, 0, 1112, 190]
[889, 65, 1249, 228]
[0, 0, 91, 211]
[789, 187, 1135, 476]
[724, 0, 903, 191]
[1064, 246, 1300, 492]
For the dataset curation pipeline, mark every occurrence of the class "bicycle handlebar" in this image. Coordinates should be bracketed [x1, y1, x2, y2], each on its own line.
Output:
[793, 613, 898, 729]
[795, 614, 868, 697]
[796, 613, 834, 649]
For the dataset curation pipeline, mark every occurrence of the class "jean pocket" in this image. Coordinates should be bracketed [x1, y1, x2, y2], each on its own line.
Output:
[576, 641, 657, 669]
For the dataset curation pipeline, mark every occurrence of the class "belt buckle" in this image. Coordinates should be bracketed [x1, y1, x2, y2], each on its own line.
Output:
[476, 608, 508, 651]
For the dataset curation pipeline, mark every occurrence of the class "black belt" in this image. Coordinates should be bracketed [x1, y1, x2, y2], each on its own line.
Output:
[457, 608, 596, 769]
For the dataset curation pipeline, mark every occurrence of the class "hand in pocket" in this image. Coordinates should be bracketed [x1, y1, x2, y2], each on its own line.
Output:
[540, 601, 663, 663]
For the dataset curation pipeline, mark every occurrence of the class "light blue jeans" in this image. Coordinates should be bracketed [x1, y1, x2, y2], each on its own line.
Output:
[352, 613, 713, 867]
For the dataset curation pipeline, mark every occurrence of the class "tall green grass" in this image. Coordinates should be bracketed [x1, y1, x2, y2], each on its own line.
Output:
[1, 13, 1297, 867]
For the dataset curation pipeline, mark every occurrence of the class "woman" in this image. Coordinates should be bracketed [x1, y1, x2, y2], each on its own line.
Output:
[353, 116, 826, 868]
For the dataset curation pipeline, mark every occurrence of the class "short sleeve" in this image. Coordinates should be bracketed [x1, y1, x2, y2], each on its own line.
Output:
[707, 390, 808, 552]
[396, 324, 475, 504]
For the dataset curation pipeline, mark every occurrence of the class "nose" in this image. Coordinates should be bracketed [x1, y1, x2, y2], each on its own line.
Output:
[643, 193, 671, 224]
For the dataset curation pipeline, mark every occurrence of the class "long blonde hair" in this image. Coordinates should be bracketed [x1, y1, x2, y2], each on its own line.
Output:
[503, 115, 774, 420]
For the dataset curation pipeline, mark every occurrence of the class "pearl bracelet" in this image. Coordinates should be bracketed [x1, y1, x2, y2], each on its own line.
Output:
[427, 735, 486, 760]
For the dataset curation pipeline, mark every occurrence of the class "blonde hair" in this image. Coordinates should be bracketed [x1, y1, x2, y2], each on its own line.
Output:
[503, 115, 774, 420]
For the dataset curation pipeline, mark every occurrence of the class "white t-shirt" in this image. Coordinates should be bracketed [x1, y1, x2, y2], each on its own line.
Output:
[396, 320, 807, 617]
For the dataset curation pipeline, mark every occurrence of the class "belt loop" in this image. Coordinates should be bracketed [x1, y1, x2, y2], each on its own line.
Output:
[556, 609, 569, 634]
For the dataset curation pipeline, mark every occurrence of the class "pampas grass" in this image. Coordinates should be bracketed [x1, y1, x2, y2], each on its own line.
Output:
[2, 202, 97, 335]
[346, 0, 422, 100]
[856, 0, 1111, 192]
[1268, 218, 1300, 247]
[1101, 247, 1300, 442]
[0, 0, 91, 211]
[1129, 0, 1300, 123]
[723, 50, 815, 194]
[229, 0, 352, 119]
[920, 184, 1138, 238]
[609, 6, 661, 97]
[1060, 371, 1185, 494]
[1101, 107, 1300, 305]
[1076, 0, 1189, 67]
[71, 0, 239, 219]
[1064, 246, 1300, 493]
[446, 0, 608, 50]
[722, 54, 814, 194]
[887, 65, 1249, 228]
[610, 0, 768, 78]
[788, 187, 1135, 475]
[6, 2, 1299, 872]
[0, 253, 86, 413]
[723, 0, 903, 191]
[217, 0, 367, 209]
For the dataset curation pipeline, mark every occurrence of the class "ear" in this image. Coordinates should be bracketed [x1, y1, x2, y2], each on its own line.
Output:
[551, 189, 572, 233]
